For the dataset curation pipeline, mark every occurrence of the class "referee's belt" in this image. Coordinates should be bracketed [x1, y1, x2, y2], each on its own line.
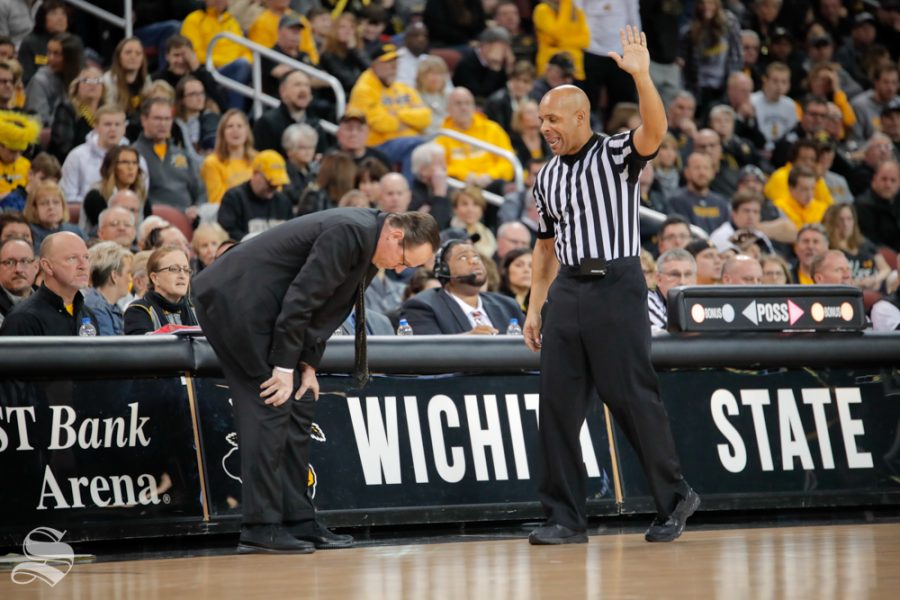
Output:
[560, 258, 609, 278]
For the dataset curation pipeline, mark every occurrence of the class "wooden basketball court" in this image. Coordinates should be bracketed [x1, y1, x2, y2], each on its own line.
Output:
[2, 522, 897, 599]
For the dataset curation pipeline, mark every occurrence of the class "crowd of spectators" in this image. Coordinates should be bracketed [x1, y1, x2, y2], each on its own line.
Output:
[0, 0, 898, 337]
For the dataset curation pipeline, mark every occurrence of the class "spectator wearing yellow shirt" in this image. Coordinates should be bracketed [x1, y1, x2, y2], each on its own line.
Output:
[772, 165, 830, 229]
[437, 87, 515, 190]
[533, 0, 590, 81]
[181, 0, 252, 109]
[765, 138, 833, 209]
[347, 43, 431, 179]
[201, 109, 257, 204]
[248, 0, 319, 64]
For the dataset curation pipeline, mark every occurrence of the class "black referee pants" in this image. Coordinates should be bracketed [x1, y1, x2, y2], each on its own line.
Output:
[537, 257, 686, 531]
[218, 361, 317, 526]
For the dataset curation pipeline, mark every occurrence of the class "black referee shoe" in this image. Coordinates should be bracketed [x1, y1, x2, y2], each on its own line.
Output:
[644, 487, 701, 542]
[286, 520, 354, 549]
[238, 524, 316, 554]
[528, 523, 588, 545]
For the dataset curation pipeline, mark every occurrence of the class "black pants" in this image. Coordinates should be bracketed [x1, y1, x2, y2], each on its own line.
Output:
[219, 364, 317, 525]
[537, 257, 686, 530]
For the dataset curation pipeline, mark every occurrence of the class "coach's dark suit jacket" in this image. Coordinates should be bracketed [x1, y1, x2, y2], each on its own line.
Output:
[193, 208, 385, 379]
[401, 288, 524, 335]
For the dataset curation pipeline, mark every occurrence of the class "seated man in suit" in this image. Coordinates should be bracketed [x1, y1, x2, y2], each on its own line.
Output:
[401, 239, 524, 335]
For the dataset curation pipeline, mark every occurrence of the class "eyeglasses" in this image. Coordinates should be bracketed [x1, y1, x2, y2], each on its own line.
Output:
[0, 78, 14, 85]
[155, 265, 192, 275]
[0, 257, 35, 268]
[659, 270, 695, 280]
[80, 77, 102, 85]
[805, 111, 828, 119]
[104, 220, 134, 228]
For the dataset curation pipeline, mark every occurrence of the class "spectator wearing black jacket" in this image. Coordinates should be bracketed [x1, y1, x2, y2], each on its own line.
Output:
[0, 232, 97, 336]
[124, 246, 198, 335]
[259, 15, 315, 99]
[452, 27, 511, 105]
[253, 70, 329, 157]
[217, 151, 294, 241]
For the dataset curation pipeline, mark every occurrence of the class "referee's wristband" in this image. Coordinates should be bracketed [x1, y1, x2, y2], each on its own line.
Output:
[274, 366, 294, 374]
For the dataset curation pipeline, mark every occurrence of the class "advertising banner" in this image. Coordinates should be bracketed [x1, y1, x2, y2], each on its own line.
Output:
[0, 377, 204, 545]
[618, 367, 900, 512]
[196, 374, 617, 524]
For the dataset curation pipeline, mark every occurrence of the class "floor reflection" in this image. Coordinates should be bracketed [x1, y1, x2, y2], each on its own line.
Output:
[1, 524, 894, 600]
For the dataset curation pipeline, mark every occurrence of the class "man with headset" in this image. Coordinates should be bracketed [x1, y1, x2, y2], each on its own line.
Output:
[400, 238, 524, 334]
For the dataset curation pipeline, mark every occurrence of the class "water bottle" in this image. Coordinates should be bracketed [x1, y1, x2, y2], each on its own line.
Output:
[506, 318, 522, 336]
[397, 318, 414, 336]
[78, 317, 97, 337]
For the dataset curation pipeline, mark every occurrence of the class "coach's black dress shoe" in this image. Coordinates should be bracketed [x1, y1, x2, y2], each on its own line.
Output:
[238, 524, 316, 554]
[286, 520, 354, 549]
[528, 523, 588, 545]
[645, 487, 701, 542]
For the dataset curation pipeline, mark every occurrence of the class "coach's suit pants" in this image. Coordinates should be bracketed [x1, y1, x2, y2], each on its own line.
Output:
[537, 257, 687, 531]
[219, 362, 317, 526]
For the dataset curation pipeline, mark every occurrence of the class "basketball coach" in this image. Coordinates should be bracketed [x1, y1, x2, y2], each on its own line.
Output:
[193, 208, 440, 554]
[523, 27, 699, 545]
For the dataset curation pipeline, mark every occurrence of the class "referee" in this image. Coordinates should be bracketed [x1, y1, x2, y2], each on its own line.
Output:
[524, 26, 699, 545]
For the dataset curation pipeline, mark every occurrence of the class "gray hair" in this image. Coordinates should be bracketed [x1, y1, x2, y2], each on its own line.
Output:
[89, 241, 133, 288]
[709, 104, 736, 121]
[98, 206, 136, 228]
[282, 123, 319, 152]
[410, 142, 445, 175]
[656, 248, 696, 273]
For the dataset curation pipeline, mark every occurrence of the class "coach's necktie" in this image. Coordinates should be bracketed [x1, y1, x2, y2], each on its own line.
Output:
[351, 282, 369, 389]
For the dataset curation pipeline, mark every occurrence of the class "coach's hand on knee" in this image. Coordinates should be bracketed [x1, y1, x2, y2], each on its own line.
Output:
[260, 368, 294, 406]
[296, 363, 320, 401]
[523, 313, 542, 352]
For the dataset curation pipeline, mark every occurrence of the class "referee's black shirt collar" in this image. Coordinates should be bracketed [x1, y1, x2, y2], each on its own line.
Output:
[560, 133, 599, 166]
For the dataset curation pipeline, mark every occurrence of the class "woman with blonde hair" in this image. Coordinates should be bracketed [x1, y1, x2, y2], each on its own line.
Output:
[822, 203, 891, 291]
[23, 180, 84, 250]
[191, 222, 229, 272]
[509, 98, 551, 166]
[102, 37, 151, 118]
[416, 56, 452, 135]
[318, 12, 368, 95]
[201, 109, 257, 204]
[49, 65, 106, 160]
[450, 186, 497, 258]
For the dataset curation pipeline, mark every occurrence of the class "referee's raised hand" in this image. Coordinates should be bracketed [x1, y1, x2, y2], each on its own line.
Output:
[607, 25, 650, 77]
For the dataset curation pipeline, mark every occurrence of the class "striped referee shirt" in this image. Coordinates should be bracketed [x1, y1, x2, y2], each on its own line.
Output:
[647, 288, 667, 331]
[533, 131, 650, 266]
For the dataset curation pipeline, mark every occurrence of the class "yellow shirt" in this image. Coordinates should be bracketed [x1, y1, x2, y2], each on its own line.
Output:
[347, 70, 432, 146]
[201, 154, 254, 204]
[0, 156, 30, 197]
[764, 163, 833, 208]
[772, 193, 830, 229]
[533, 1, 590, 80]
[181, 8, 252, 68]
[248, 10, 319, 64]
[436, 113, 515, 182]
